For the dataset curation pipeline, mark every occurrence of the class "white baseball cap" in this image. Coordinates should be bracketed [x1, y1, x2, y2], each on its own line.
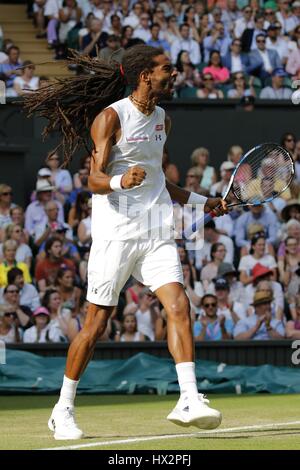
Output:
[36, 179, 56, 192]
[220, 161, 235, 172]
[38, 168, 52, 177]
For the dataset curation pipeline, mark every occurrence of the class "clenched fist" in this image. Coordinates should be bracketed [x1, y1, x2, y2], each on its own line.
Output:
[204, 198, 228, 217]
[121, 166, 146, 189]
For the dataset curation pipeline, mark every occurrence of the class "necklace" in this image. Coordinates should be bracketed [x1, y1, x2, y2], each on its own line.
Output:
[129, 94, 155, 116]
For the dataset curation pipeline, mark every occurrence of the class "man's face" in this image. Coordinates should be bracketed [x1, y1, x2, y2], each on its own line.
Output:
[256, 36, 266, 50]
[180, 25, 190, 39]
[46, 203, 59, 221]
[9, 48, 19, 64]
[255, 17, 265, 30]
[14, 275, 24, 289]
[272, 75, 284, 87]
[151, 25, 160, 39]
[147, 54, 177, 100]
[255, 301, 271, 317]
[91, 19, 102, 33]
[203, 297, 218, 318]
[140, 14, 149, 27]
[39, 190, 52, 203]
[250, 205, 263, 216]
[107, 38, 120, 50]
[244, 6, 252, 19]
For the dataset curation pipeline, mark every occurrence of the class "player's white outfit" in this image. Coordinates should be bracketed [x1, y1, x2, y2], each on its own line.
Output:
[87, 97, 183, 306]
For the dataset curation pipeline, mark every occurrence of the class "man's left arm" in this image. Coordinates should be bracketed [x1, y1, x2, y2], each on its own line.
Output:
[164, 115, 228, 216]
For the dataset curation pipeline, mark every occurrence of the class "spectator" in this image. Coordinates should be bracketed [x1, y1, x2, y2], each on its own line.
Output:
[183, 6, 200, 42]
[238, 233, 277, 286]
[276, 0, 299, 34]
[194, 294, 234, 341]
[286, 32, 300, 78]
[135, 288, 160, 341]
[13, 61, 40, 96]
[35, 237, 76, 292]
[155, 307, 167, 341]
[190, 147, 217, 190]
[46, 151, 73, 201]
[286, 296, 300, 339]
[211, 161, 235, 197]
[121, 24, 134, 48]
[171, 23, 201, 65]
[77, 198, 92, 249]
[278, 236, 300, 293]
[123, 1, 143, 30]
[234, 290, 285, 340]
[196, 72, 224, 98]
[98, 34, 124, 63]
[0, 224, 32, 268]
[8, 206, 29, 243]
[133, 12, 152, 42]
[67, 295, 88, 341]
[44, 0, 61, 47]
[73, 154, 91, 189]
[203, 50, 230, 84]
[194, 220, 234, 270]
[248, 33, 281, 82]
[266, 23, 289, 64]
[222, 38, 250, 74]
[81, 17, 103, 57]
[203, 23, 232, 63]
[0, 184, 15, 233]
[115, 312, 146, 342]
[227, 144, 243, 165]
[234, 4, 255, 39]
[165, 163, 180, 185]
[164, 15, 181, 46]
[58, 0, 82, 44]
[68, 190, 90, 232]
[0, 240, 32, 287]
[41, 288, 69, 341]
[147, 23, 171, 53]
[207, 262, 245, 304]
[125, 280, 144, 305]
[222, 0, 241, 33]
[107, 14, 122, 37]
[55, 267, 81, 313]
[182, 262, 203, 313]
[23, 306, 55, 343]
[25, 179, 65, 237]
[227, 72, 256, 98]
[241, 12, 266, 52]
[263, 2, 278, 30]
[174, 50, 201, 91]
[33, 200, 73, 248]
[0, 309, 21, 344]
[235, 205, 279, 249]
[33, 0, 47, 39]
[1, 267, 40, 312]
[240, 223, 275, 257]
[281, 132, 297, 160]
[260, 67, 293, 99]
[0, 46, 22, 95]
[214, 277, 246, 323]
[0, 284, 32, 329]
[200, 242, 227, 291]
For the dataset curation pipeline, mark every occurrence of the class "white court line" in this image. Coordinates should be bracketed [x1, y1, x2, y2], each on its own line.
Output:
[39, 420, 300, 451]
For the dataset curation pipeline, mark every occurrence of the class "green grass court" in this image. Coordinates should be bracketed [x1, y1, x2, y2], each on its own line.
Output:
[1, 394, 300, 450]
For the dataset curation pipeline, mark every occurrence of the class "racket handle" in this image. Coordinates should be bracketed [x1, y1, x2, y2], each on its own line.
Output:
[183, 211, 216, 239]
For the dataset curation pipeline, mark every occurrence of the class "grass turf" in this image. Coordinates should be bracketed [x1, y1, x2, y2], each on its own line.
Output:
[0, 394, 300, 450]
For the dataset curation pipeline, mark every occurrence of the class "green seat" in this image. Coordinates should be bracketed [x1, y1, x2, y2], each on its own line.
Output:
[179, 86, 198, 98]
[197, 62, 208, 73]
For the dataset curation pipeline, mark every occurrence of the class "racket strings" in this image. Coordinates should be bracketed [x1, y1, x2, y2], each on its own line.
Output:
[232, 144, 294, 204]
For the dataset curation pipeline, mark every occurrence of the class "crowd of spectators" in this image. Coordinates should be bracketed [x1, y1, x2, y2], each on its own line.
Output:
[0, 0, 299, 100]
[1, 132, 300, 344]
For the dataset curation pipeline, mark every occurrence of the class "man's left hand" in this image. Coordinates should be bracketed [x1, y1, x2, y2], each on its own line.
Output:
[204, 198, 228, 216]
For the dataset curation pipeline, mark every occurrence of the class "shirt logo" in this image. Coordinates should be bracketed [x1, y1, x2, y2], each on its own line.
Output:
[155, 124, 164, 131]
[126, 135, 149, 143]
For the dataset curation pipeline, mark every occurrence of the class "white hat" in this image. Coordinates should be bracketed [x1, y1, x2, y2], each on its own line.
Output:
[220, 161, 235, 172]
[36, 179, 56, 192]
[38, 168, 52, 177]
[292, 1, 300, 8]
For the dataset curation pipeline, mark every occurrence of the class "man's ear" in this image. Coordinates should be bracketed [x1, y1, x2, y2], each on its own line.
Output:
[140, 69, 151, 85]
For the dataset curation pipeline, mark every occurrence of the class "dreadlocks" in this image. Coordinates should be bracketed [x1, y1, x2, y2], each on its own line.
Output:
[23, 45, 163, 167]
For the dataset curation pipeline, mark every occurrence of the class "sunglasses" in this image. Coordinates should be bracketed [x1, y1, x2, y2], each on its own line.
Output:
[1, 191, 12, 196]
[257, 39, 266, 43]
[286, 137, 295, 142]
[4, 312, 17, 317]
[204, 303, 217, 308]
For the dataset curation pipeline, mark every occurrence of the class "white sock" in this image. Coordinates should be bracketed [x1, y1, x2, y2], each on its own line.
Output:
[57, 375, 79, 409]
[175, 362, 198, 399]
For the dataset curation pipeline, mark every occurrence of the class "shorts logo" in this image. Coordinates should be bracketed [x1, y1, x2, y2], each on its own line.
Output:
[91, 287, 98, 294]
[155, 124, 164, 131]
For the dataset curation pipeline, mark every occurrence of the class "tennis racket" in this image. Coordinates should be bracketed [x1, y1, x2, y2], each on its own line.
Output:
[184, 143, 294, 239]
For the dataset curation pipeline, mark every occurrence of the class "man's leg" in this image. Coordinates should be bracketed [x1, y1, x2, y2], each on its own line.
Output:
[48, 303, 114, 440]
[155, 282, 222, 429]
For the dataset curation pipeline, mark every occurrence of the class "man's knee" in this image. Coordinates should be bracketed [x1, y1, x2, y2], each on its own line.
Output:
[165, 292, 190, 320]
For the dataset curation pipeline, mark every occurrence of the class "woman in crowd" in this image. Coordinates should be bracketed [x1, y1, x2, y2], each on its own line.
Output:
[175, 50, 201, 91]
[227, 72, 256, 99]
[201, 243, 227, 291]
[68, 191, 90, 233]
[277, 219, 300, 260]
[0, 310, 21, 343]
[121, 25, 134, 48]
[0, 223, 32, 268]
[23, 306, 62, 343]
[73, 155, 91, 189]
[196, 72, 224, 98]
[46, 151, 73, 201]
[41, 288, 69, 341]
[286, 297, 300, 339]
[190, 146, 217, 190]
[55, 267, 82, 313]
[67, 296, 88, 342]
[202, 50, 230, 84]
[0, 240, 32, 287]
[278, 236, 300, 295]
[13, 61, 39, 96]
[164, 15, 180, 46]
[58, 0, 82, 44]
[240, 225, 275, 257]
[0, 184, 14, 234]
[115, 312, 146, 342]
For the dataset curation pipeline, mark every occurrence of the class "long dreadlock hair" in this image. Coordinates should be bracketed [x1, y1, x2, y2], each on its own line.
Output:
[23, 45, 164, 167]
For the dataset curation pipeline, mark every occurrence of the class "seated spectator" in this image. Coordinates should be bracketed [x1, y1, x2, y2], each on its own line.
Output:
[247, 34, 281, 82]
[174, 50, 201, 92]
[115, 312, 146, 342]
[155, 307, 168, 341]
[240, 223, 275, 257]
[276, 0, 299, 35]
[195, 220, 234, 271]
[165, 163, 180, 185]
[46, 151, 73, 202]
[35, 237, 76, 292]
[194, 294, 234, 341]
[81, 17, 103, 57]
[0, 284, 32, 329]
[227, 144, 243, 165]
[171, 23, 201, 66]
[222, 39, 250, 74]
[147, 23, 170, 53]
[66, 167, 90, 209]
[44, 0, 61, 47]
[9, 206, 29, 243]
[41, 288, 70, 341]
[184, 167, 208, 195]
[58, 0, 82, 45]
[68, 190, 90, 233]
[23, 306, 55, 343]
[33, 200, 73, 248]
[207, 262, 245, 304]
[214, 277, 246, 323]
[0, 184, 15, 233]
[201, 242, 227, 291]
[227, 72, 256, 99]
[282, 201, 300, 225]
[234, 5, 255, 39]
[182, 262, 203, 313]
[29, 167, 52, 203]
[98, 34, 124, 63]
[238, 233, 277, 286]
[73, 154, 91, 189]
[55, 267, 82, 313]
[13, 61, 40, 96]
[260, 67, 293, 99]
[25, 179, 65, 237]
[203, 50, 230, 84]
[164, 15, 181, 46]
[123, 1, 143, 29]
[278, 218, 300, 259]
[190, 147, 217, 190]
[37, 222, 80, 264]
[235, 205, 278, 249]
[278, 236, 300, 295]
[240, 12, 266, 53]
[125, 280, 144, 305]
[135, 288, 160, 341]
[196, 72, 224, 98]
[0, 309, 21, 344]
[203, 23, 232, 63]
[0, 224, 32, 268]
[33, 0, 47, 39]
[121, 25, 134, 48]
[211, 161, 235, 197]
[266, 23, 289, 64]
[234, 290, 285, 340]
[0, 46, 22, 96]
[0, 240, 32, 287]
[244, 264, 284, 319]
[286, 296, 300, 339]
[133, 12, 152, 42]
[286, 28, 300, 78]
[78, 247, 89, 288]
[67, 295, 88, 341]
[0, 268, 40, 312]
[77, 198, 92, 249]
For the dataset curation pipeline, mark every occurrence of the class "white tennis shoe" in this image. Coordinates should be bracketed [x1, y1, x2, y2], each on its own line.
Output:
[167, 394, 222, 429]
[48, 404, 84, 440]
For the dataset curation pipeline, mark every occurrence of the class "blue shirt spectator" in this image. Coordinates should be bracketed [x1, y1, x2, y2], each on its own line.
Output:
[147, 24, 170, 53]
[0, 45, 22, 88]
[234, 206, 278, 248]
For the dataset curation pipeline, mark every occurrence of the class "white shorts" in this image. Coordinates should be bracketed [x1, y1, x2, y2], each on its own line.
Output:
[87, 238, 183, 306]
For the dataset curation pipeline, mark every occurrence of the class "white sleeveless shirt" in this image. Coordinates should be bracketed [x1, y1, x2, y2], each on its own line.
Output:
[91, 97, 174, 240]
